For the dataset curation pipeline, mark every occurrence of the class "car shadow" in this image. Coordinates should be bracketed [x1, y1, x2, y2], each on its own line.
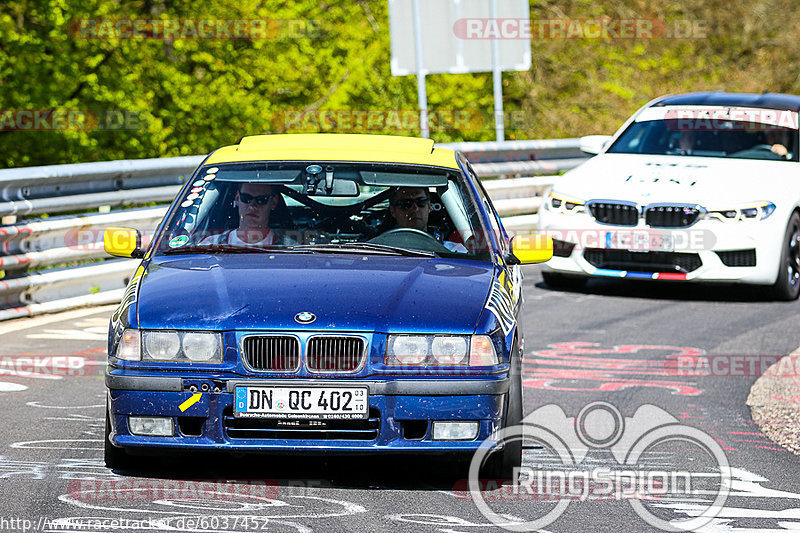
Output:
[109, 452, 474, 491]
[536, 277, 786, 303]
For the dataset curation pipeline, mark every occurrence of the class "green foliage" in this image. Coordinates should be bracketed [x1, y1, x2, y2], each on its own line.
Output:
[1, 0, 798, 166]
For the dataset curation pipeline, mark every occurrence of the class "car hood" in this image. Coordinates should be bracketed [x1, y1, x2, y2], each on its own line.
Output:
[135, 254, 495, 333]
[556, 153, 797, 207]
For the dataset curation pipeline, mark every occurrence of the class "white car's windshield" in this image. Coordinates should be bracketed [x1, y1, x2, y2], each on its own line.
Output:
[153, 162, 493, 260]
[608, 117, 799, 162]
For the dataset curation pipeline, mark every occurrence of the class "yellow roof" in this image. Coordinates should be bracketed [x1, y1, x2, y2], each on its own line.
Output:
[205, 134, 460, 169]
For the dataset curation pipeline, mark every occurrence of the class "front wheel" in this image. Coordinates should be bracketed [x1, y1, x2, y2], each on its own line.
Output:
[771, 212, 800, 300]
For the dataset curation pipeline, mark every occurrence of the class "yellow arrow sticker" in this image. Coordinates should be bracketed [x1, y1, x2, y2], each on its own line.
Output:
[179, 393, 202, 412]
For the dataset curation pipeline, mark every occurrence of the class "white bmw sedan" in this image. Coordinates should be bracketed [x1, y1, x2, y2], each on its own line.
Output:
[538, 91, 800, 300]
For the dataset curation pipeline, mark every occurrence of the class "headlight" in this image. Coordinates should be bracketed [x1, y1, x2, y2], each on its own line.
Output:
[143, 331, 180, 360]
[117, 330, 224, 363]
[706, 202, 776, 222]
[386, 334, 494, 366]
[546, 191, 586, 214]
[182, 332, 222, 362]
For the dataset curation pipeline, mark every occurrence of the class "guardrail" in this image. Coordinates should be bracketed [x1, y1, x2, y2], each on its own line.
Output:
[0, 138, 591, 321]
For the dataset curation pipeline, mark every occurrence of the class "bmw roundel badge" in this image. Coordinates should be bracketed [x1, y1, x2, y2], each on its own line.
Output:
[294, 312, 316, 324]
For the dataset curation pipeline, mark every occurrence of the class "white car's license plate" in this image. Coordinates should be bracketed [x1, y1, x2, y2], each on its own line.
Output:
[604, 230, 674, 252]
[234, 386, 369, 419]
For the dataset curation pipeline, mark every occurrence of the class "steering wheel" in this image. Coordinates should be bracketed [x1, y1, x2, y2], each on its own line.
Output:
[368, 227, 451, 254]
[734, 144, 789, 160]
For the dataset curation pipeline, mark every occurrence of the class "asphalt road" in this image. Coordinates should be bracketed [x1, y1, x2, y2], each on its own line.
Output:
[1, 266, 799, 533]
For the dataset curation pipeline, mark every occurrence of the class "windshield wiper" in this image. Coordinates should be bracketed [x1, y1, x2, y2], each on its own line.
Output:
[162, 244, 316, 255]
[289, 243, 435, 257]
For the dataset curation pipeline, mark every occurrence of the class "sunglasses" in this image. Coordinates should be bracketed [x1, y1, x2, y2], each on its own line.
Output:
[392, 197, 429, 209]
[238, 192, 275, 206]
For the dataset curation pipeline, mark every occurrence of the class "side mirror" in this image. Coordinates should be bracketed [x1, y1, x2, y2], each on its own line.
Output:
[506, 234, 553, 265]
[579, 135, 612, 155]
[104, 227, 145, 258]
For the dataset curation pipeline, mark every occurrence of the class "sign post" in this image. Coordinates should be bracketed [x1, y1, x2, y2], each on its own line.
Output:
[389, 0, 531, 140]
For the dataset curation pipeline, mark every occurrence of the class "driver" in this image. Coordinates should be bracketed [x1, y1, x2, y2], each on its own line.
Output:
[202, 183, 294, 246]
[388, 187, 467, 252]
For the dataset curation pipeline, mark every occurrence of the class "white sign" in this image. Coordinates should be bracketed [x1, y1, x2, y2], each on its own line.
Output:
[389, 0, 531, 75]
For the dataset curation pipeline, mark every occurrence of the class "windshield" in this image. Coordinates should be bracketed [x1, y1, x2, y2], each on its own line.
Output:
[152, 162, 492, 260]
[608, 113, 799, 162]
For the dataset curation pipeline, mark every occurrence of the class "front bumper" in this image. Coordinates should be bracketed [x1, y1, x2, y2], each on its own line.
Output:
[106, 371, 508, 453]
[537, 211, 784, 284]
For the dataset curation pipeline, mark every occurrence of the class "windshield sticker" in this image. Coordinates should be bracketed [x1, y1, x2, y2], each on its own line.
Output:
[192, 180, 205, 187]
[169, 235, 189, 248]
[180, 200, 193, 208]
[203, 174, 216, 181]
[186, 193, 200, 201]
[190, 186, 203, 193]
[486, 278, 516, 336]
[206, 167, 219, 174]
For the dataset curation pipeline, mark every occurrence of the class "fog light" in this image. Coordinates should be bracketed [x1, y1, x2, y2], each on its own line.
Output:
[128, 416, 174, 437]
[432, 421, 479, 440]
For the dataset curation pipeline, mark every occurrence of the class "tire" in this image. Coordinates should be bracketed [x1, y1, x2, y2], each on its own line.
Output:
[104, 403, 135, 470]
[771, 212, 800, 301]
[480, 344, 523, 480]
[542, 271, 587, 290]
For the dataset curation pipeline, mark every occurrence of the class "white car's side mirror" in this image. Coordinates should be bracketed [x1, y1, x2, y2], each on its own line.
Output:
[580, 135, 613, 155]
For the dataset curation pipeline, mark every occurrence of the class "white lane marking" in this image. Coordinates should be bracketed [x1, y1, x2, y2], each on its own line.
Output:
[0, 382, 28, 392]
[10, 439, 102, 450]
[0, 305, 116, 336]
[651, 467, 800, 531]
[26, 401, 103, 409]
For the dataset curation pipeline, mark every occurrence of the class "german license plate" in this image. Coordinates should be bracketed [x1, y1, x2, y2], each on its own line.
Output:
[605, 230, 674, 252]
[234, 386, 368, 419]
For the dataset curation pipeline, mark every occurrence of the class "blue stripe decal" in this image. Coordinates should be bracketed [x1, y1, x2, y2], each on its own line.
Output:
[592, 268, 657, 280]
[626, 272, 656, 279]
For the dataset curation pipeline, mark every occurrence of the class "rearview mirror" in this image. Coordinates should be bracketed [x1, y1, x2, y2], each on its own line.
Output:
[507, 234, 553, 265]
[104, 227, 145, 258]
[308, 179, 360, 197]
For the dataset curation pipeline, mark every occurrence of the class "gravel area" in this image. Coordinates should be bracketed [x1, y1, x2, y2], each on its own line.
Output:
[747, 348, 800, 455]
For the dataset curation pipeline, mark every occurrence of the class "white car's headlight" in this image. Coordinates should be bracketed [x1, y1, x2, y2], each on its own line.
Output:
[706, 202, 776, 222]
[116, 329, 223, 363]
[546, 191, 586, 214]
[386, 334, 495, 366]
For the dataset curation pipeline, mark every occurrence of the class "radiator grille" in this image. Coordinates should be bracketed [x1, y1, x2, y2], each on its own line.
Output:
[307, 337, 365, 372]
[243, 336, 300, 371]
[584, 249, 703, 273]
[645, 205, 701, 227]
[588, 202, 639, 226]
